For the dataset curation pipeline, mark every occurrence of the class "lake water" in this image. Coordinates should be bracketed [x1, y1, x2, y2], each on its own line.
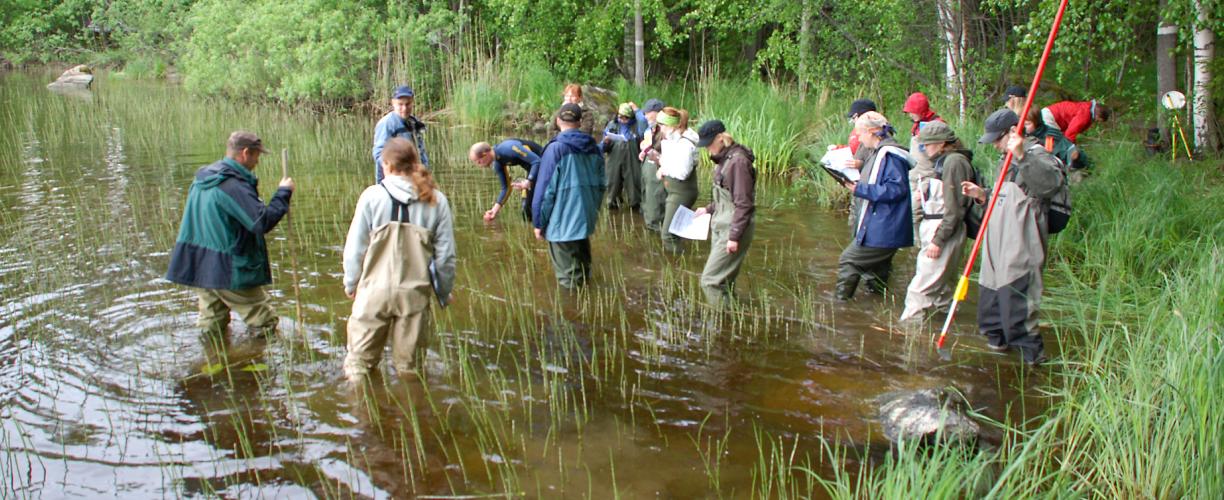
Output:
[0, 71, 1046, 498]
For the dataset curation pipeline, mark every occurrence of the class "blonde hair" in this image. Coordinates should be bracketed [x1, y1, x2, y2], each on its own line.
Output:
[468, 141, 492, 160]
[382, 138, 437, 205]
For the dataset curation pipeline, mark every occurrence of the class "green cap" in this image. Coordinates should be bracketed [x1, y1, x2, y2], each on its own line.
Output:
[917, 121, 956, 144]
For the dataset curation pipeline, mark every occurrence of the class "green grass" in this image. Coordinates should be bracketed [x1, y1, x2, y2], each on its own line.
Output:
[4, 69, 1221, 498]
[809, 147, 1224, 498]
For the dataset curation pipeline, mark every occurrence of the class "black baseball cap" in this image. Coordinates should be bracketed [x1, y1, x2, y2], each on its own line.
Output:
[558, 103, 582, 123]
[979, 109, 1019, 144]
[642, 98, 665, 113]
[1004, 85, 1027, 101]
[696, 120, 726, 147]
[847, 98, 877, 118]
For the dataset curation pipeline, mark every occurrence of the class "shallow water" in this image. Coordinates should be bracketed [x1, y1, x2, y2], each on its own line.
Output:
[0, 71, 1048, 497]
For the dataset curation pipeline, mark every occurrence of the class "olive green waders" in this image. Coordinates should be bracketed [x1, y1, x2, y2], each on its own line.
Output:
[641, 159, 666, 231]
[548, 239, 592, 289]
[605, 139, 641, 210]
[660, 173, 699, 253]
[345, 197, 436, 379]
[700, 183, 754, 306]
[196, 287, 278, 336]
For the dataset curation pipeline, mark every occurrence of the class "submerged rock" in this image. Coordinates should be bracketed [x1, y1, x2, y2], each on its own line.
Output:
[48, 64, 94, 90]
[877, 387, 980, 443]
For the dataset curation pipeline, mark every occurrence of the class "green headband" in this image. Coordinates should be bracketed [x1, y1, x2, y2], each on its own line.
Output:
[657, 112, 680, 127]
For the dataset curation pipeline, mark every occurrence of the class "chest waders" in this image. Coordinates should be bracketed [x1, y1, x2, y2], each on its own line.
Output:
[343, 185, 436, 379]
[661, 167, 699, 253]
[899, 162, 967, 322]
[699, 165, 754, 306]
[606, 137, 642, 210]
[640, 135, 666, 231]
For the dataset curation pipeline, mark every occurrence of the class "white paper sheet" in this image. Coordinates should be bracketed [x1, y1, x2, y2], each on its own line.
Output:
[818, 146, 861, 183]
[603, 131, 628, 143]
[668, 205, 711, 241]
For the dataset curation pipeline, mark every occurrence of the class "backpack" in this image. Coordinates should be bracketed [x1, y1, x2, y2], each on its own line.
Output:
[1032, 142, 1072, 234]
[932, 152, 984, 239]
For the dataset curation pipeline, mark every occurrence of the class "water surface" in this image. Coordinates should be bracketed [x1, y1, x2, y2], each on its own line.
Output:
[0, 71, 1046, 498]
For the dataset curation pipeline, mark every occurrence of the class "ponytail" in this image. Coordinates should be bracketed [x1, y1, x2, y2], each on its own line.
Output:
[410, 169, 438, 205]
[382, 137, 438, 205]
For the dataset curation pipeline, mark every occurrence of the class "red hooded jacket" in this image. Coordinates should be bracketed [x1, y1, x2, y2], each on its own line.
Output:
[902, 92, 942, 135]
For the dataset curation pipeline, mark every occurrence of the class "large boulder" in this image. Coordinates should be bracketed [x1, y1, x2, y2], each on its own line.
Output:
[877, 387, 980, 444]
[47, 64, 94, 90]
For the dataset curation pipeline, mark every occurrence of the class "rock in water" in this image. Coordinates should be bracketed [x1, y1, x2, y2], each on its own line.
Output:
[47, 64, 94, 90]
[878, 387, 980, 443]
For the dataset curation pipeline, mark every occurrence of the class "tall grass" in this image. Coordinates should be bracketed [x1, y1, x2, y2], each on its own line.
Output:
[812, 147, 1224, 498]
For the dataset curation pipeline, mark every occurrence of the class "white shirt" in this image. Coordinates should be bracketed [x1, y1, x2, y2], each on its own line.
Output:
[657, 128, 699, 180]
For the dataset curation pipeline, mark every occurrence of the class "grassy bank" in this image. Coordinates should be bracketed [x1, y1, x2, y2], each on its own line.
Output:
[812, 148, 1224, 497]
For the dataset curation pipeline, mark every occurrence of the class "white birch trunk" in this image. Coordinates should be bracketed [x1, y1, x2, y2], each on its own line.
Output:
[936, 0, 966, 120]
[1192, 0, 1217, 152]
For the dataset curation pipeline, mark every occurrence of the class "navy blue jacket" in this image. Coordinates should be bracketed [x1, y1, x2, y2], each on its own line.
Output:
[853, 145, 913, 249]
[492, 138, 543, 205]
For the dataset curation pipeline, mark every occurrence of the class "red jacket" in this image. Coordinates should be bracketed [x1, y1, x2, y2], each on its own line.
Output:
[1045, 100, 1095, 142]
[902, 92, 942, 135]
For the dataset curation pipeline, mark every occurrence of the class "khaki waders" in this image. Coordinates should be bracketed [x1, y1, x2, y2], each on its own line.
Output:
[641, 160, 665, 231]
[345, 188, 436, 379]
[700, 182, 754, 306]
[660, 173, 699, 253]
[196, 287, 278, 336]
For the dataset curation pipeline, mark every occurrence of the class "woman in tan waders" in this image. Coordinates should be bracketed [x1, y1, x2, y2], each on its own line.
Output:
[692, 120, 756, 307]
[342, 138, 456, 380]
[653, 107, 700, 254]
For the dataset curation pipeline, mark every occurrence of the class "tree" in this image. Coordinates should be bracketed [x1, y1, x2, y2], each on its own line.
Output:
[1157, 0, 1178, 146]
[634, 0, 644, 87]
[1191, 0, 1218, 152]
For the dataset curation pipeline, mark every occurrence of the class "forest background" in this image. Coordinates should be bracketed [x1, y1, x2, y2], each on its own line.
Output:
[2, 0, 1221, 161]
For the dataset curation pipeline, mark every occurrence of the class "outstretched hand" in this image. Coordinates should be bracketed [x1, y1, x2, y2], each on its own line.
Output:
[961, 181, 986, 203]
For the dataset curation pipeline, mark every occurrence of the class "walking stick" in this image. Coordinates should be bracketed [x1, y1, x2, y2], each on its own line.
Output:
[281, 148, 304, 336]
[935, 0, 1070, 358]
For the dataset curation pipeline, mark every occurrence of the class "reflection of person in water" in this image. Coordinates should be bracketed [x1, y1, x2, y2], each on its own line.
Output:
[344, 377, 448, 496]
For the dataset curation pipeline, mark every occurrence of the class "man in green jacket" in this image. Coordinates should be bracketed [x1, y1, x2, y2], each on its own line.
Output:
[166, 131, 295, 336]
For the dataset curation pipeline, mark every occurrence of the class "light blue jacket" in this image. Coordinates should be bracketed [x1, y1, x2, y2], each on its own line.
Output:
[533, 129, 606, 242]
[372, 111, 429, 182]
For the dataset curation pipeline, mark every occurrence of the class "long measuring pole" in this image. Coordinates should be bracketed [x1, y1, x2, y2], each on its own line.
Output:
[281, 148, 304, 336]
[936, 0, 1071, 352]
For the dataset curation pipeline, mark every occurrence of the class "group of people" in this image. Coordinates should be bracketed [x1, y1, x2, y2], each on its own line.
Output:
[836, 88, 1102, 366]
[468, 86, 758, 304]
[164, 82, 1104, 381]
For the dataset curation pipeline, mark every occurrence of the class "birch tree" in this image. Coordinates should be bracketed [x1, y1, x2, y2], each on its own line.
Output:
[1191, 0, 1217, 152]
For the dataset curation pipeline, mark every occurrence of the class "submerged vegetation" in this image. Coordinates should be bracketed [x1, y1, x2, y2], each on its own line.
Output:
[0, 0, 1222, 497]
[2, 67, 1221, 496]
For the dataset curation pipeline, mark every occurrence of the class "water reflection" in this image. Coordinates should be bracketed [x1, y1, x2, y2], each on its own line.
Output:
[0, 71, 1049, 497]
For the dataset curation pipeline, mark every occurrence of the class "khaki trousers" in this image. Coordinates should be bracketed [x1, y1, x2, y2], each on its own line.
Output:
[345, 298, 433, 379]
[196, 287, 278, 336]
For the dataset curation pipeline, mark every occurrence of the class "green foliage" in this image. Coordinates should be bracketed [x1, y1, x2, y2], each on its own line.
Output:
[0, 0, 99, 63]
[180, 0, 380, 103]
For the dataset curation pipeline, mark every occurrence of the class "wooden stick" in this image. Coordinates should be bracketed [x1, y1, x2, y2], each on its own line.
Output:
[282, 148, 304, 336]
